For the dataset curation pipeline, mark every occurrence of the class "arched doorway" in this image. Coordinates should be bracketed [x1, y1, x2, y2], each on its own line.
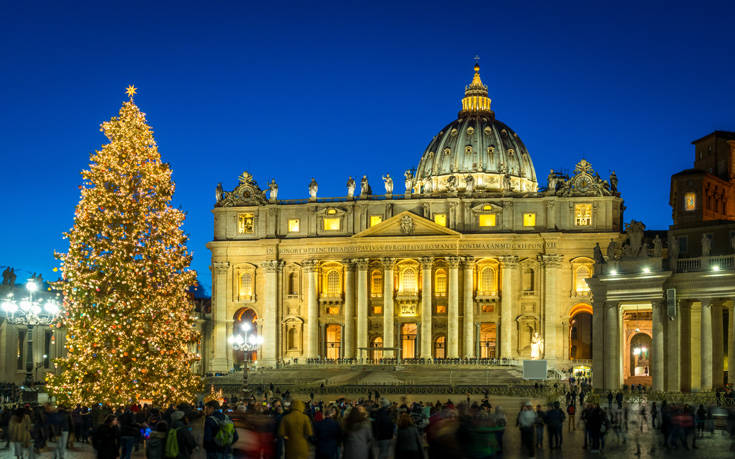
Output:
[434, 336, 446, 359]
[325, 324, 341, 360]
[629, 333, 651, 377]
[233, 308, 257, 366]
[569, 304, 593, 360]
[401, 323, 417, 359]
[370, 336, 383, 362]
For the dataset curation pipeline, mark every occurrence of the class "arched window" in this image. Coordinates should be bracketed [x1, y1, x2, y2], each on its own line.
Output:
[288, 272, 298, 296]
[575, 266, 591, 294]
[434, 336, 446, 359]
[401, 268, 417, 293]
[479, 267, 495, 295]
[239, 273, 253, 300]
[326, 270, 341, 296]
[523, 268, 535, 292]
[434, 269, 447, 296]
[287, 328, 297, 350]
[371, 270, 383, 297]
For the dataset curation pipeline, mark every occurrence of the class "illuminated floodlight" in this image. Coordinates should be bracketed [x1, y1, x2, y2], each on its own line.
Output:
[44, 301, 59, 315]
[25, 280, 39, 293]
[712, 265, 720, 272]
[2, 300, 17, 314]
[610, 269, 618, 275]
[642, 267, 651, 274]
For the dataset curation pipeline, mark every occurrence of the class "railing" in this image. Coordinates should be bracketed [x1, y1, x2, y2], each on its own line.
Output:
[676, 254, 735, 273]
[295, 357, 523, 367]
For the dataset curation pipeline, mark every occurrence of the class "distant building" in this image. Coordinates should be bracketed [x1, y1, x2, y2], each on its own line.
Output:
[589, 131, 735, 392]
[206, 64, 624, 374]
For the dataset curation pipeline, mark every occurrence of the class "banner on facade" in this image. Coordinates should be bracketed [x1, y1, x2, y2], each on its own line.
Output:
[523, 359, 548, 380]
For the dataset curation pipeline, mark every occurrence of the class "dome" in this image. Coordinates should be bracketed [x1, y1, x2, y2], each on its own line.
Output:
[413, 64, 538, 194]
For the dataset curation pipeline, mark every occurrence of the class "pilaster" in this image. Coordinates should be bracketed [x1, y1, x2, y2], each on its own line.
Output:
[382, 258, 396, 357]
[355, 258, 369, 360]
[651, 299, 665, 392]
[447, 256, 460, 358]
[210, 261, 230, 372]
[343, 260, 355, 359]
[701, 300, 713, 391]
[462, 256, 475, 358]
[498, 255, 518, 358]
[303, 260, 319, 359]
[540, 254, 563, 360]
[260, 260, 282, 367]
[419, 257, 433, 359]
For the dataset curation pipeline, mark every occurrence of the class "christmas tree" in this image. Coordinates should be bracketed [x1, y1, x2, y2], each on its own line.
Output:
[48, 86, 202, 406]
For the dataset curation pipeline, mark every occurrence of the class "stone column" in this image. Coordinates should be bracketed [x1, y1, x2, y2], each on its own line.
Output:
[591, 298, 605, 390]
[605, 302, 619, 390]
[343, 260, 355, 359]
[355, 259, 369, 360]
[541, 254, 563, 360]
[729, 302, 735, 386]
[712, 303, 724, 389]
[447, 256, 460, 358]
[304, 260, 319, 359]
[498, 256, 519, 359]
[651, 299, 665, 392]
[463, 257, 475, 358]
[701, 300, 713, 391]
[382, 258, 395, 357]
[210, 261, 230, 372]
[261, 260, 282, 367]
[419, 257, 433, 359]
[665, 301, 681, 392]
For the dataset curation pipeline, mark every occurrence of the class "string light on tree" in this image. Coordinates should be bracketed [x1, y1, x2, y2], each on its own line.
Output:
[47, 86, 202, 406]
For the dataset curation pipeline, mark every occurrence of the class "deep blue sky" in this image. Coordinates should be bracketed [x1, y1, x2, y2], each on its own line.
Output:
[2, 1, 734, 293]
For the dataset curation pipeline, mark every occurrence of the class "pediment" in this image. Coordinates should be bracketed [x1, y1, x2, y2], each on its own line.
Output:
[353, 211, 460, 238]
[470, 201, 504, 213]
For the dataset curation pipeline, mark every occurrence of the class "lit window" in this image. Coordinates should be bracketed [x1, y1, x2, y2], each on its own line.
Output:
[684, 192, 696, 211]
[288, 219, 300, 232]
[323, 217, 340, 231]
[327, 208, 337, 215]
[371, 271, 383, 297]
[373, 306, 383, 315]
[435, 305, 447, 314]
[238, 213, 254, 234]
[574, 204, 592, 226]
[575, 266, 591, 294]
[400, 268, 417, 293]
[370, 215, 383, 227]
[523, 213, 536, 227]
[326, 270, 341, 296]
[479, 214, 496, 227]
[239, 273, 253, 300]
[483, 205, 492, 211]
[434, 269, 447, 296]
[434, 213, 447, 226]
[479, 267, 495, 295]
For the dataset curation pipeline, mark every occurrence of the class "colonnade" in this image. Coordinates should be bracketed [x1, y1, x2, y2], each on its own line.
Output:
[594, 298, 735, 392]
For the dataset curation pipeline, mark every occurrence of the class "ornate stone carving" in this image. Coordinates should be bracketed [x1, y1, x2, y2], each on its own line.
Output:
[380, 258, 396, 269]
[621, 220, 646, 258]
[498, 255, 519, 268]
[302, 259, 318, 272]
[556, 159, 613, 197]
[404, 170, 414, 194]
[346, 176, 356, 198]
[342, 259, 355, 271]
[702, 234, 712, 256]
[400, 215, 415, 235]
[216, 172, 267, 207]
[360, 175, 371, 197]
[268, 179, 278, 202]
[354, 258, 370, 270]
[446, 256, 461, 268]
[261, 260, 283, 272]
[418, 257, 434, 270]
[308, 178, 318, 201]
[382, 174, 393, 195]
[461, 256, 475, 268]
[540, 254, 563, 268]
[212, 261, 230, 272]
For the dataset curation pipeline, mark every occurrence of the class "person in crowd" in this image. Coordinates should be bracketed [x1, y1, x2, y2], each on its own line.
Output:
[118, 409, 139, 459]
[342, 405, 374, 459]
[92, 415, 120, 459]
[372, 398, 396, 459]
[202, 400, 238, 459]
[696, 404, 706, 439]
[586, 404, 603, 453]
[314, 406, 342, 459]
[651, 402, 659, 429]
[545, 401, 565, 449]
[54, 405, 72, 459]
[516, 401, 536, 458]
[170, 410, 197, 459]
[491, 405, 506, 455]
[277, 400, 313, 459]
[533, 405, 545, 450]
[395, 412, 424, 459]
[8, 407, 31, 459]
[146, 421, 168, 459]
[567, 402, 576, 432]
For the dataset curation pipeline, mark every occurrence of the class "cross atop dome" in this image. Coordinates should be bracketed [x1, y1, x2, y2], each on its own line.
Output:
[461, 61, 492, 115]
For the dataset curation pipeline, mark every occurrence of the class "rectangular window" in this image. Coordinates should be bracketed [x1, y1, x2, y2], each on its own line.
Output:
[288, 219, 300, 233]
[435, 304, 447, 314]
[678, 236, 688, 255]
[237, 213, 254, 234]
[434, 213, 447, 227]
[478, 214, 496, 227]
[373, 305, 383, 314]
[684, 192, 696, 211]
[323, 217, 341, 231]
[574, 203, 592, 226]
[523, 213, 536, 227]
[17, 330, 25, 371]
[370, 215, 383, 227]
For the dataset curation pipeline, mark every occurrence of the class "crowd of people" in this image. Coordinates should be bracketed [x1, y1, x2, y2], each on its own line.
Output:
[0, 381, 734, 459]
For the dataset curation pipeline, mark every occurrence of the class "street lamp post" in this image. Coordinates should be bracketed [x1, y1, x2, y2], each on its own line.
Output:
[228, 322, 263, 389]
[1, 279, 61, 389]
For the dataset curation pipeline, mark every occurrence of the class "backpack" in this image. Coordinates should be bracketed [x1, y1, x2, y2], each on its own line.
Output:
[165, 427, 180, 458]
[210, 415, 235, 447]
[567, 405, 575, 415]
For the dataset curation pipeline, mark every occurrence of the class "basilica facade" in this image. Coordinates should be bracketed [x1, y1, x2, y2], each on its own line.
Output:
[206, 65, 624, 373]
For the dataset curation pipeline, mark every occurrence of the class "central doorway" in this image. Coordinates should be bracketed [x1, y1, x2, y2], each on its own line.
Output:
[401, 323, 417, 359]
